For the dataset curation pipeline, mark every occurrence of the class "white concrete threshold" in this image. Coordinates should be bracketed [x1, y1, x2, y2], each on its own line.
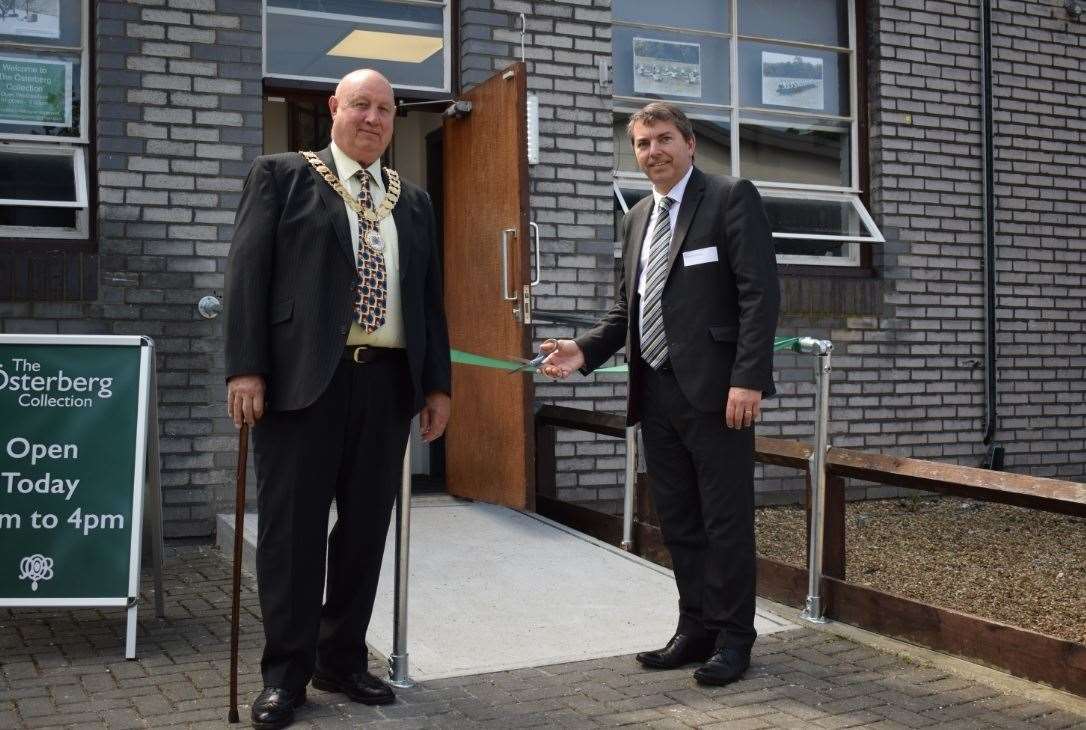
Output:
[217, 494, 796, 681]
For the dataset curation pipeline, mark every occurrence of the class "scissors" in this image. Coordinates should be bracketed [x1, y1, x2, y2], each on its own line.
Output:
[507, 338, 558, 374]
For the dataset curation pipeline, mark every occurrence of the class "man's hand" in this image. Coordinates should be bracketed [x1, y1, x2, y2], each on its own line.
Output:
[420, 391, 451, 443]
[539, 339, 585, 379]
[227, 374, 266, 428]
[725, 386, 762, 430]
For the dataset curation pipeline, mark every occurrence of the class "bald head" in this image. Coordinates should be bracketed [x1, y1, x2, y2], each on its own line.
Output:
[329, 69, 396, 166]
[335, 69, 393, 101]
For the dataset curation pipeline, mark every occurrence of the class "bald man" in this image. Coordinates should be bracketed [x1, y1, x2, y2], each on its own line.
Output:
[225, 70, 451, 729]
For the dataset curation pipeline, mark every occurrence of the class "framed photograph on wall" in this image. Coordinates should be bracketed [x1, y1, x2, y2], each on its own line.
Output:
[761, 51, 824, 111]
[0, 0, 61, 40]
[632, 37, 702, 100]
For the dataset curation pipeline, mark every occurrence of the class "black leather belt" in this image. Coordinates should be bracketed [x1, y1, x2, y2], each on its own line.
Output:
[343, 345, 404, 364]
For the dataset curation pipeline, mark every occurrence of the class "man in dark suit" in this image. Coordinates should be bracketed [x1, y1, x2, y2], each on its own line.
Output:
[225, 69, 451, 729]
[542, 101, 779, 686]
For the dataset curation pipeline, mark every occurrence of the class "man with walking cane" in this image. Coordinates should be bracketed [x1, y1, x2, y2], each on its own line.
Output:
[224, 68, 451, 729]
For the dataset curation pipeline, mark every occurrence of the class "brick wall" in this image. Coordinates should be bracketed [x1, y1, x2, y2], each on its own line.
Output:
[463, 0, 1086, 506]
[101, 0, 263, 537]
[862, 0, 1085, 481]
[4, 0, 1081, 538]
[0, 0, 263, 537]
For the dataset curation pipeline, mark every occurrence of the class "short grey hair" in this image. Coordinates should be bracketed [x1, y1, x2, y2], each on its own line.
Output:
[626, 102, 694, 143]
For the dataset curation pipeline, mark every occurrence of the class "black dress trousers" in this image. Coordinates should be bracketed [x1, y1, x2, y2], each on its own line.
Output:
[638, 362, 757, 652]
[252, 352, 413, 691]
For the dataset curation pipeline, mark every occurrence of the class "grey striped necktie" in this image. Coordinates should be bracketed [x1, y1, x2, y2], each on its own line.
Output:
[640, 196, 674, 370]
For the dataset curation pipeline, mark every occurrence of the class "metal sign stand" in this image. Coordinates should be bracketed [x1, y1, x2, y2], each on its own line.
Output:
[0, 334, 165, 661]
[143, 344, 166, 624]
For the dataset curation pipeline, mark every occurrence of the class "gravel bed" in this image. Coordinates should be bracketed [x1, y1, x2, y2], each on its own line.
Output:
[755, 496, 1086, 644]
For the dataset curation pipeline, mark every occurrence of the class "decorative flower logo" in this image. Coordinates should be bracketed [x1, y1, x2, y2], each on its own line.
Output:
[19, 554, 54, 591]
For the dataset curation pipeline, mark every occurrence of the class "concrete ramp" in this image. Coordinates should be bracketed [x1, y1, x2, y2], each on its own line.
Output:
[218, 495, 795, 681]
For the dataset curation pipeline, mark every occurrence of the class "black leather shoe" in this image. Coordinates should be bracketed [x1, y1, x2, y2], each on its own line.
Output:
[693, 647, 751, 686]
[251, 686, 306, 730]
[311, 670, 396, 705]
[635, 633, 716, 669]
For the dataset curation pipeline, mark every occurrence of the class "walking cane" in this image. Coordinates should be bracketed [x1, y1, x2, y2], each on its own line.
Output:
[228, 423, 249, 723]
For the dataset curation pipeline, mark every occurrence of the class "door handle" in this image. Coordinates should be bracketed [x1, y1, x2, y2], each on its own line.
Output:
[528, 222, 542, 287]
[499, 228, 517, 302]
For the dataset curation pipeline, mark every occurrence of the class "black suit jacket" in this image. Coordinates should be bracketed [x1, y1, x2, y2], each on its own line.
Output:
[576, 167, 779, 425]
[224, 146, 451, 413]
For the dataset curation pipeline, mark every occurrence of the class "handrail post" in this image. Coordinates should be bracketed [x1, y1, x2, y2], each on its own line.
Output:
[388, 442, 414, 688]
[621, 425, 637, 551]
[798, 338, 833, 624]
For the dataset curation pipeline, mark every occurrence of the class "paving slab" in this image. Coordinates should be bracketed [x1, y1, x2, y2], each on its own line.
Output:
[1, 546, 1083, 728]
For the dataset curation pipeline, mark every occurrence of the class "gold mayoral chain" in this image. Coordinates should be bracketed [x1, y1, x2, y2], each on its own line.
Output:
[300, 150, 401, 225]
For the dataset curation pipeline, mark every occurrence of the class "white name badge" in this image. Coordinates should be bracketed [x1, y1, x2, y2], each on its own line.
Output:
[682, 246, 719, 266]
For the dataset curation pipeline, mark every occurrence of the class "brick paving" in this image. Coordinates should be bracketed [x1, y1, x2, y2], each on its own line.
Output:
[1, 546, 1083, 729]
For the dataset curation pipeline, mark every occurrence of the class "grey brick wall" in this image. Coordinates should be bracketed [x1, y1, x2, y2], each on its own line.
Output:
[0, 0, 263, 537]
[5, 0, 1081, 538]
[463, 0, 1086, 507]
[987, 0, 1085, 478]
[861, 0, 1085, 482]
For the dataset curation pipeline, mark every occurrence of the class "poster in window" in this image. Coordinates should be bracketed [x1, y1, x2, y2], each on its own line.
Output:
[761, 51, 823, 111]
[632, 37, 701, 99]
[0, 55, 72, 127]
[0, 0, 61, 40]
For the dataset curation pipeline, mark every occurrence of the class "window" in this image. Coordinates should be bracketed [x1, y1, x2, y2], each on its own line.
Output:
[0, 0, 90, 239]
[612, 0, 883, 267]
[263, 0, 451, 93]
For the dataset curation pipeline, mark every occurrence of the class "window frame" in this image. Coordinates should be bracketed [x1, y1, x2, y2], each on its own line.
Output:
[261, 0, 452, 94]
[0, 142, 89, 239]
[0, 144, 87, 208]
[0, 0, 92, 244]
[0, 0, 90, 144]
[611, 0, 882, 267]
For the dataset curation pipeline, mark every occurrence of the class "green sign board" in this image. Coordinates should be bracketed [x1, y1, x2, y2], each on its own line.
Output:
[0, 55, 71, 127]
[0, 335, 162, 656]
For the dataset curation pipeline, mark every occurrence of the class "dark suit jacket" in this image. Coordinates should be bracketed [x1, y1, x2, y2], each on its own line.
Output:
[576, 166, 779, 425]
[224, 146, 451, 413]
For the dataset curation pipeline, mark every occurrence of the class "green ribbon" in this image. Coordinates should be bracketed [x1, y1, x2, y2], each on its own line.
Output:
[452, 336, 804, 374]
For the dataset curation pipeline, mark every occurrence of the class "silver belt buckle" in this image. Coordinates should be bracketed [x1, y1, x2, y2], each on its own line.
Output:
[352, 346, 370, 363]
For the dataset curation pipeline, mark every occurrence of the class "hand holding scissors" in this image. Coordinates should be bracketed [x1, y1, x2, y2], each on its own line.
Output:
[507, 338, 559, 374]
[538, 339, 585, 379]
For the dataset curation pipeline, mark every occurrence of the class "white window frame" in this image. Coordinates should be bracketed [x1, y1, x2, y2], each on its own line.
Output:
[0, 144, 89, 239]
[612, 0, 884, 266]
[0, 0, 90, 240]
[0, 0, 90, 144]
[262, 0, 451, 94]
[759, 186, 883, 267]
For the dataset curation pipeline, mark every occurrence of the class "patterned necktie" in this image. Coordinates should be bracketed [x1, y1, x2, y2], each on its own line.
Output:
[640, 196, 674, 370]
[354, 169, 387, 333]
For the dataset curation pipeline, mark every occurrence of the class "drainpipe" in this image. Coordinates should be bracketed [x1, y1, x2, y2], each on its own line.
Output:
[979, 0, 1002, 469]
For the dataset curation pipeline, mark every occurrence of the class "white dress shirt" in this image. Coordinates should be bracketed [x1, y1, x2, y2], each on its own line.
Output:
[330, 141, 405, 348]
[638, 164, 693, 343]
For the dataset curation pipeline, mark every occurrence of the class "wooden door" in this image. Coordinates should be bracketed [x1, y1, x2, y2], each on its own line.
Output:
[443, 63, 533, 508]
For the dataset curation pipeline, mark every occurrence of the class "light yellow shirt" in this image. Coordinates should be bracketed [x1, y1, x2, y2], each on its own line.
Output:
[330, 141, 406, 348]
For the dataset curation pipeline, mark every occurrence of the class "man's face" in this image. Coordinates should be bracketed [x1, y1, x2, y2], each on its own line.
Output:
[329, 72, 395, 166]
[630, 119, 695, 193]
